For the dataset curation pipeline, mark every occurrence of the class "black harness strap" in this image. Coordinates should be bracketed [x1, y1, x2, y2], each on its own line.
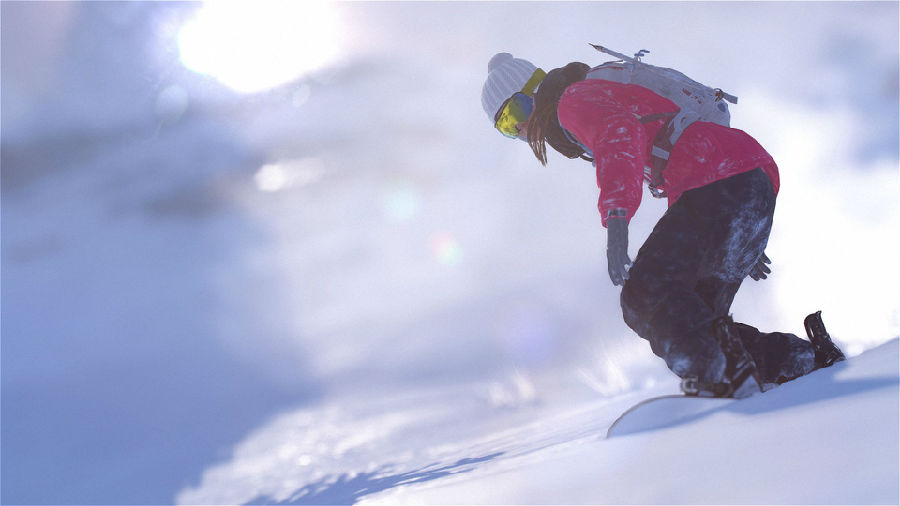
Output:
[640, 110, 679, 199]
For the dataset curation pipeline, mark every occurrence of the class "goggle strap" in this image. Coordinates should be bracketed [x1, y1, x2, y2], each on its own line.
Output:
[521, 68, 547, 96]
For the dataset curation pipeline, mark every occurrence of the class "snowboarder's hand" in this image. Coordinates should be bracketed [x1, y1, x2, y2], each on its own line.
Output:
[607, 216, 632, 286]
[748, 252, 771, 281]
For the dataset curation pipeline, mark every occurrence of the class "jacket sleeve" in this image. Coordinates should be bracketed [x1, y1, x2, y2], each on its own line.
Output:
[557, 81, 647, 227]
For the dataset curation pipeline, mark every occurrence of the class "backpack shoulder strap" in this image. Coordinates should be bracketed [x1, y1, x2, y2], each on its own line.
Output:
[642, 111, 679, 199]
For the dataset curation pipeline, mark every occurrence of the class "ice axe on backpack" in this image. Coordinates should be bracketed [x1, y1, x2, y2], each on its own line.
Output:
[589, 43, 739, 105]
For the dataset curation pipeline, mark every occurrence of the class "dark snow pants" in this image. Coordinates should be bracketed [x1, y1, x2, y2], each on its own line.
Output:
[621, 168, 816, 386]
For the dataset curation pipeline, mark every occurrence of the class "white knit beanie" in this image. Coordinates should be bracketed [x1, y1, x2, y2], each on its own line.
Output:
[481, 53, 540, 121]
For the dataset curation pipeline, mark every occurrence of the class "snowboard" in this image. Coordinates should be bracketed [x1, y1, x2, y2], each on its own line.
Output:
[606, 394, 735, 438]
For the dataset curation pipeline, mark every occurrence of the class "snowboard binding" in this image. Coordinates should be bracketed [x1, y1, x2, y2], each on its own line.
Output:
[681, 316, 762, 399]
[804, 311, 846, 368]
[681, 376, 732, 397]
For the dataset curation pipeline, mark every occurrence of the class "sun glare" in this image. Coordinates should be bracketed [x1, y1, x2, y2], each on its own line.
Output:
[177, 1, 341, 94]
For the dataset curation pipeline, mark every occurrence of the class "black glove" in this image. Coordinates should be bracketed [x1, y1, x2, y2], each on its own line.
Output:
[748, 252, 772, 281]
[607, 215, 632, 286]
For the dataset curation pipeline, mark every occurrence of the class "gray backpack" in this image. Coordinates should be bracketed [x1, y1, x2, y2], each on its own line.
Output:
[587, 44, 737, 141]
[585, 44, 739, 197]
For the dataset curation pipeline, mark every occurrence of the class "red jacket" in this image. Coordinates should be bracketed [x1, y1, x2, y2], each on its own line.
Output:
[557, 79, 779, 226]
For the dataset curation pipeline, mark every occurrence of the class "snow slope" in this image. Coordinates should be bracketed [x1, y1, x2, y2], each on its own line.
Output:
[178, 339, 899, 505]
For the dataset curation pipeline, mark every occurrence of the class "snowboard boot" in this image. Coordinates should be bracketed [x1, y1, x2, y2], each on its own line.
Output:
[804, 311, 846, 368]
[681, 316, 763, 399]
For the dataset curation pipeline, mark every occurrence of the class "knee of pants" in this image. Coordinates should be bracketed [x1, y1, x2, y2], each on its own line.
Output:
[665, 337, 727, 384]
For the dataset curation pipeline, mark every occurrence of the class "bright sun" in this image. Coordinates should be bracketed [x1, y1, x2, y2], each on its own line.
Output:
[177, 1, 341, 94]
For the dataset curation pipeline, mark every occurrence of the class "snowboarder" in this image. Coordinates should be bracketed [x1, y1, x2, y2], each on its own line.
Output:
[481, 51, 845, 398]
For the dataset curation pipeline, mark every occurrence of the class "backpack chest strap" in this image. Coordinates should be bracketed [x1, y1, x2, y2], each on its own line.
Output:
[641, 111, 679, 198]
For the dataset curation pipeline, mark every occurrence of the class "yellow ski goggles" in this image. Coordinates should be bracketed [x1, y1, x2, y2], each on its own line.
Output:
[493, 68, 547, 139]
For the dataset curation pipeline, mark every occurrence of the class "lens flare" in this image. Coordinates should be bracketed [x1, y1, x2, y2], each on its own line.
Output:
[380, 182, 421, 223]
[430, 233, 463, 266]
[254, 158, 325, 192]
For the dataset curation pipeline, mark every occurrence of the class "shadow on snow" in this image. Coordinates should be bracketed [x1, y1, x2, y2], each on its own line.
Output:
[243, 452, 504, 505]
